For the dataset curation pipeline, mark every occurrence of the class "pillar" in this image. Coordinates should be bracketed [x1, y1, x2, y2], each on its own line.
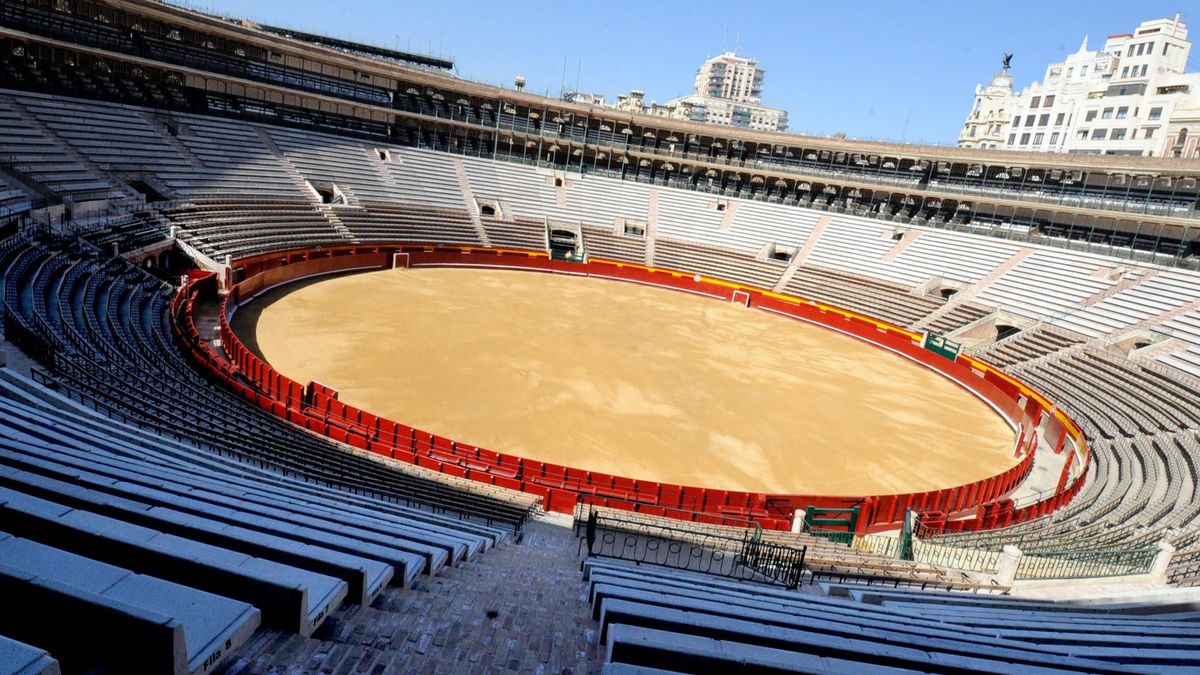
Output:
[995, 545, 1023, 586]
[1150, 541, 1176, 582]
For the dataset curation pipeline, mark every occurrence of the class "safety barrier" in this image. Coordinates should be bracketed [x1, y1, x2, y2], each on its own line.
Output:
[174, 243, 1089, 533]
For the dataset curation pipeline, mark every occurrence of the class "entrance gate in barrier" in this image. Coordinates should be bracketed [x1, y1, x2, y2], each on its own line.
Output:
[803, 505, 860, 539]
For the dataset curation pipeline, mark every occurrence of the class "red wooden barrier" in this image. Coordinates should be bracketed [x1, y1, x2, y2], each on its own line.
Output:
[173, 244, 1089, 533]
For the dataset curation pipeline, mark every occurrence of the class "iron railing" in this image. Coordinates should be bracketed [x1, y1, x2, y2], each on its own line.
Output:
[580, 510, 807, 589]
[1015, 548, 1158, 580]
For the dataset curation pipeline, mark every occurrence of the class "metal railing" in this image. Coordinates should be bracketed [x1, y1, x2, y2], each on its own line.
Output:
[580, 510, 807, 589]
[1015, 548, 1158, 580]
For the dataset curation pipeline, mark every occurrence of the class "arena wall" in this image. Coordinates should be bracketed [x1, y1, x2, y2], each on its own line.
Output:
[175, 245, 1090, 533]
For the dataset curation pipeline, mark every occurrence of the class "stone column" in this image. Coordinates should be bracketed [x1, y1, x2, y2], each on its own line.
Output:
[1150, 540, 1176, 582]
[995, 544, 1023, 587]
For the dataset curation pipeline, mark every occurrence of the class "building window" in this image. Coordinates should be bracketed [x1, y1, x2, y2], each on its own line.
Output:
[1077, 129, 1089, 140]
[1081, 66, 1088, 76]
[1128, 45, 1136, 56]
[1020, 133, 1031, 145]
[1085, 110, 1098, 122]
[1050, 132, 1060, 145]
[1044, 95, 1055, 106]
[1116, 107, 1128, 119]
[1012, 115, 1021, 127]
[1092, 128, 1107, 140]
[1025, 116, 1035, 127]
[1112, 128, 1127, 140]
[1039, 114, 1050, 126]
[1143, 127, 1155, 138]
[1067, 67, 1074, 77]
[1121, 66, 1130, 78]
[1101, 108, 1113, 119]
[1031, 96, 1041, 107]
[1055, 113, 1066, 125]
[1149, 107, 1163, 120]
[1008, 133, 1016, 144]
[1141, 64, 1149, 77]
[1033, 132, 1044, 144]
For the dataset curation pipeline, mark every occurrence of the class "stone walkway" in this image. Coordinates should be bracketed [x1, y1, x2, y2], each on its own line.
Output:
[217, 516, 604, 675]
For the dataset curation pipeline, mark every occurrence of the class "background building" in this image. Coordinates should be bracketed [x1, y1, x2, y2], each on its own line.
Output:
[958, 60, 1016, 149]
[667, 52, 789, 132]
[994, 15, 1199, 157]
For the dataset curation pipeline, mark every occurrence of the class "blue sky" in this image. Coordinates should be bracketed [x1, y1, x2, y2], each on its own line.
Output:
[181, 1, 1198, 144]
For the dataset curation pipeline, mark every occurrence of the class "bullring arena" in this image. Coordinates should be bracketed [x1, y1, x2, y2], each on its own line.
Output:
[2, 1, 1200, 673]
[235, 267, 1015, 495]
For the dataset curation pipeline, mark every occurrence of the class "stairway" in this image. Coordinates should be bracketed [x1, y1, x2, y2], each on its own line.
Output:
[317, 204, 356, 243]
[1090, 296, 1200, 347]
[912, 248, 1034, 331]
[882, 229, 921, 262]
[716, 200, 739, 230]
[644, 187, 660, 266]
[1079, 268, 1159, 308]
[253, 127, 319, 200]
[8, 99, 136, 202]
[773, 215, 830, 291]
[138, 111, 206, 170]
[451, 157, 491, 247]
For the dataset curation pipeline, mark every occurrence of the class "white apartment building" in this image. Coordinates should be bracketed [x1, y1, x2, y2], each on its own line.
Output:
[958, 62, 1015, 149]
[667, 52, 789, 132]
[998, 16, 1200, 157]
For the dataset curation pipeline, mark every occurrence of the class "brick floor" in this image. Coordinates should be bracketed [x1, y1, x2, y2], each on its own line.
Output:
[216, 516, 604, 675]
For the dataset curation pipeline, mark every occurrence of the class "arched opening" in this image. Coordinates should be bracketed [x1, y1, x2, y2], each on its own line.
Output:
[480, 204, 497, 217]
[554, 177, 564, 187]
[939, 288, 957, 299]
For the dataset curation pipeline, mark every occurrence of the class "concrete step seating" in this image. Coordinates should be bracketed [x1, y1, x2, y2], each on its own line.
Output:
[587, 557, 1199, 673]
[1, 243, 535, 533]
[0, 531, 260, 675]
[0, 485, 346, 637]
[0, 635, 59, 675]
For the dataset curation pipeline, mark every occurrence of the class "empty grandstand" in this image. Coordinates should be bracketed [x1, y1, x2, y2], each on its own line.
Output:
[2, 1, 1200, 672]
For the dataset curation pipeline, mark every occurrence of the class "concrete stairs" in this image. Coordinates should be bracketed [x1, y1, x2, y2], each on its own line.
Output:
[773, 215, 830, 291]
[8, 98, 136, 202]
[882, 229, 920, 262]
[220, 518, 602, 673]
[1007, 342, 1086, 376]
[912, 248, 1034, 332]
[1080, 268, 1159, 308]
[317, 204, 356, 243]
[362, 146, 398, 193]
[138, 111, 206, 170]
[716, 201, 739, 230]
[645, 187, 660, 266]
[1090, 297, 1200, 348]
[554, 176, 567, 208]
[452, 156, 491, 247]
[253, 127, 319, 201]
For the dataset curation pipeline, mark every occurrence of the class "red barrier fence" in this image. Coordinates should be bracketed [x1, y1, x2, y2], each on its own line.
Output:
[173, 244, 1089, 533]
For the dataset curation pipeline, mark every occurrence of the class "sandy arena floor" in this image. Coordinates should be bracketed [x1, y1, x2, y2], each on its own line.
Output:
[233, 268, 1016, 495]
